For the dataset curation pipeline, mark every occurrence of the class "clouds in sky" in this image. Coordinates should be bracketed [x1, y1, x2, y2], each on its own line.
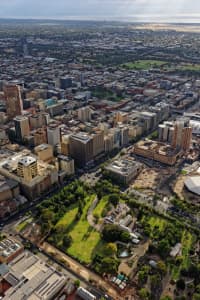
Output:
[0, 0, 200, 21]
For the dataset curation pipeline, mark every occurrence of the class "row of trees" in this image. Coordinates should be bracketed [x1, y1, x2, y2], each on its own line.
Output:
[139, 214, 182, 259]
[102, 224, 131, 243]
[94, 179, 120, 200]
[36, 180, 89, 234]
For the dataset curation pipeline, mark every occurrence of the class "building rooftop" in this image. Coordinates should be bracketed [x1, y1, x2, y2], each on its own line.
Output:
[71, 132, 92, 143]
[58, 155, 73, 162]
[0, 238, 23, 260]
[34, 144, 51, 152]
[18, 156, 37, 167]
[135, 140, 179, 156]
[14, 115, 28, 121]
[106, 157, 142, 176]
[3, 251, 67, 300]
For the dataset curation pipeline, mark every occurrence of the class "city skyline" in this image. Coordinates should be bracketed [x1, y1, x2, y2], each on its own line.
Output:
[0, 0, 200, 23]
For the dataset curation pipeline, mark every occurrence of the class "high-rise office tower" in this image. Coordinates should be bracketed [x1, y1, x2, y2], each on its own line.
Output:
[69, 133, 93, 166]
[115, 112, 128, 124]
[77, 106, 92, 122]
[61, 135, 70, 156]
[92, 130, 104, 157]
[104, 133, 114, 153]
[120, 126, 129, 147]
[60, 77, 72, 89]
[47, 124, 61, 146]
[14, 115, 30, 142]
[4, 85, 23, 119]
[33, 128, 47, 146]
[29, 112, 49, 130]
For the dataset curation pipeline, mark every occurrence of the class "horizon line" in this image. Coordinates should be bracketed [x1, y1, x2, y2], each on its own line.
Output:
[0, 16, 200, 24]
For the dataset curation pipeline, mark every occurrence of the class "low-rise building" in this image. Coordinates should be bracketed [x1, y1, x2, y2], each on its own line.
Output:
[133, 140, 181, 166]
[1, 251, 67, 300]
[76, 287, 96, 300]
[34, 144, 54, 163]
[105, 157, 142, 185]
[0, 238, 24, 264]
[0, 175, 20, 219]
[57, 155, 75, 175]
[170, 243, 182, 258]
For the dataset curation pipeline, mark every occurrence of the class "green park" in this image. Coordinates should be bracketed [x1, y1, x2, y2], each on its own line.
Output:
[122, 60, 166, 70]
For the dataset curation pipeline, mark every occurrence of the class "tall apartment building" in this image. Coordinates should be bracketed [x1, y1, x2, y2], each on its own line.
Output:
[119, 126, 129, 146]
[110, 128, 121, 149]
[140, 111, 157, 132]
[61, 134, 72, 156]
[33, 128, 47, 146]
[98, 122, 109, 135]
[115, 112, 128, 124]
[60, 76, 72, 89]
[47, 124, 61, 146]
[69, 133, 93, 166]
[181, 127, 193, 151]
[172, 118, 192, 151]
[4, 85, 23, 119]
[171, 119, 184, 149]
[77, 106, 92, 122]
[14, 115, 30, 142]
[104, 133, 114, 153]
[29, 112, 49, 129]
[17, 156, 38, 183]
[158, 122, 174, 143]
[92, 130, 104, 157]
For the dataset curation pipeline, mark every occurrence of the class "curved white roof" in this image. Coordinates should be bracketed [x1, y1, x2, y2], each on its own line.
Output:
[185, 176, 200, 196]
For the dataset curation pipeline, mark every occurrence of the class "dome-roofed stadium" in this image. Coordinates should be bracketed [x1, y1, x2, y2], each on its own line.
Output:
[185, 176, 200, 196]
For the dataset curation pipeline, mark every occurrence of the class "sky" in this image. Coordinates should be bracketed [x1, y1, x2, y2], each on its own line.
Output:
[0, 0, 200, 22]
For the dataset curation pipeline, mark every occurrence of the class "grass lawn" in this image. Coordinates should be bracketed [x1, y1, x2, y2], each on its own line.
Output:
[93, 196, 108, 218]
[16, 217, 33, 232]
[178, 64, 200, 72]
[171, 230, 193, 280]
[181, 170, 188, 175]
[66, 195, 102, 264]
[92, 87, 123, 102]
[122, 60, 166, 70]
[148, 216, 167, 232]
[55, 203, 78, 230]
[141, 215, 167, 238]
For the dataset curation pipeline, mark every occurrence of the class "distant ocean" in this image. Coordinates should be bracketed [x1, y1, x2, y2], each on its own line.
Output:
[1, 14, 200, 24]
[122, 14, 200, 24]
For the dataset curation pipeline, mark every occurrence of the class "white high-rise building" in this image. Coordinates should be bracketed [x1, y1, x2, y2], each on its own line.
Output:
[77, 106, 92, 122]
